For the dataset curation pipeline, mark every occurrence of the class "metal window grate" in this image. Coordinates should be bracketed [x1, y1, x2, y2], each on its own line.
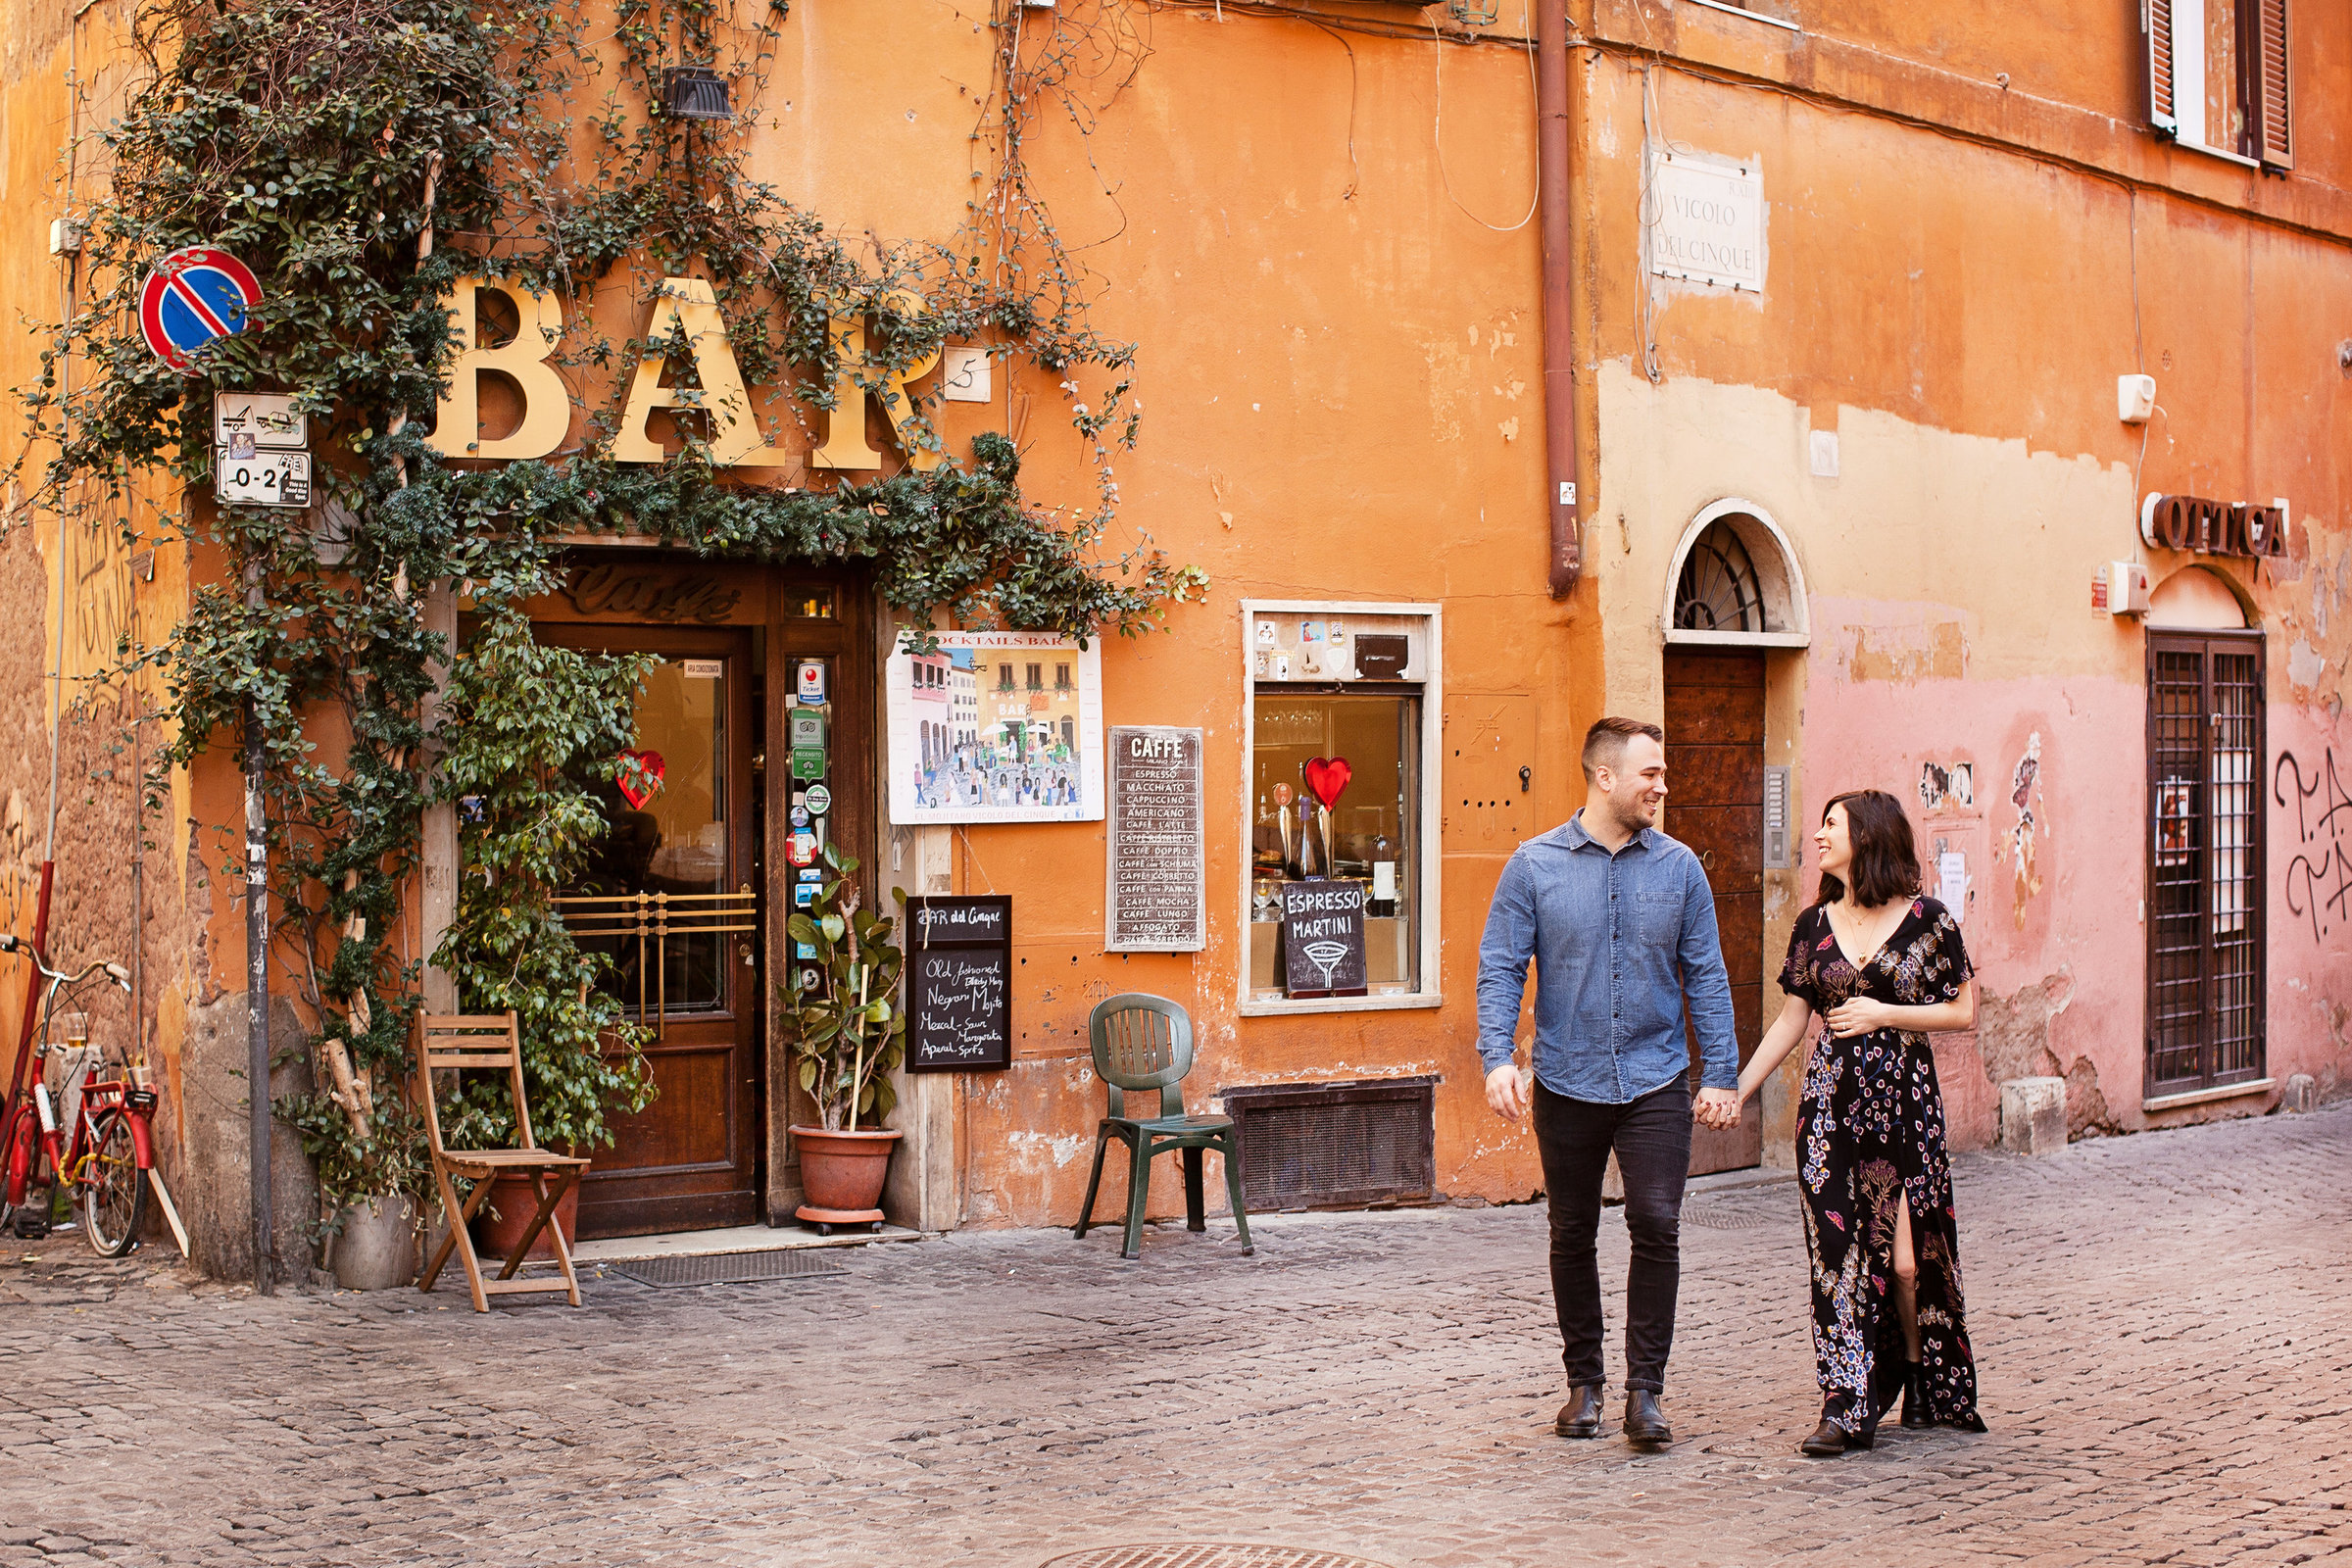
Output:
[2145, 632, 2266, 1096]
[1222, 1076, 1436, 1211]
[607, 1249, 847, 1289]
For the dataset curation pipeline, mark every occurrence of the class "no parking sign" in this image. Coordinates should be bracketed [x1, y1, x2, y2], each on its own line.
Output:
[139, 247, 262, 373]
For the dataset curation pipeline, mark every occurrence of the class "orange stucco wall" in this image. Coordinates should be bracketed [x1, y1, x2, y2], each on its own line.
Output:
[6, 0, 2347, 1259]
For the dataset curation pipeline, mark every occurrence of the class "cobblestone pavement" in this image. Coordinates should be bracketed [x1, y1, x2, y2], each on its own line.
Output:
[3, 1103, 2348, 1568]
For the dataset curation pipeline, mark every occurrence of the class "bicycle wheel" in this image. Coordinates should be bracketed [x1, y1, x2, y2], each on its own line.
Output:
[78, 1110, 146, 1257]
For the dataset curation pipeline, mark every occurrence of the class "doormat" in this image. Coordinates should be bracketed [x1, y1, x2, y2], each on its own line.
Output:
[1042, 1549, 1396, 1568]
[607, 1250, 850, 1288]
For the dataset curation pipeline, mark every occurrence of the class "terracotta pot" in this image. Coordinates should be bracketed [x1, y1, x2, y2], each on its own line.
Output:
[792, 1125, 902, 1222]
[469, 1170, 580, 1261]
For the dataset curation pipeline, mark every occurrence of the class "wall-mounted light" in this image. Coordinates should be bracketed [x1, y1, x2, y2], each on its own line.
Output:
[662, 67, 731, 122]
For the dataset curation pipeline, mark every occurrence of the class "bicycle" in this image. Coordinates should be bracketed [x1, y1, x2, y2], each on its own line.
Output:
[0, 934, 151, 1255]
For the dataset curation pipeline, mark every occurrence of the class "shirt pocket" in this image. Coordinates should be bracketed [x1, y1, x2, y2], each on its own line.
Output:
[1638, 891, 1682, 947]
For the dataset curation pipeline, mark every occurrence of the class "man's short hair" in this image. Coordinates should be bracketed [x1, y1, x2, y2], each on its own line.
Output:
[1582, 715, 1664, 783]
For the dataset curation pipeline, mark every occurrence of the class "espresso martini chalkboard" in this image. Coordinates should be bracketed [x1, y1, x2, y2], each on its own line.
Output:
[1279, 879, 1368, 999]
[904, 895, 1013, 1071]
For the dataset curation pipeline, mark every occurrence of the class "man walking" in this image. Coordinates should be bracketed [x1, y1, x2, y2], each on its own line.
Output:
[1476, 716, 1740, 1446]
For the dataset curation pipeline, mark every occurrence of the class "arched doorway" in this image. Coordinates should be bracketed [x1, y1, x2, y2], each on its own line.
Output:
[1660, 502, 1811, 1173]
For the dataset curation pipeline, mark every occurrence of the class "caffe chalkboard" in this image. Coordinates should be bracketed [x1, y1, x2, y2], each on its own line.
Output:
[904, 894, 1012, 1071]
[1105, 725, 1204, 953]
[1280, 879, 1368, 999]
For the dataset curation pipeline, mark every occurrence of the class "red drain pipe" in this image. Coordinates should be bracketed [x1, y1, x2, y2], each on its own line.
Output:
[1538, 0, 1584, 598]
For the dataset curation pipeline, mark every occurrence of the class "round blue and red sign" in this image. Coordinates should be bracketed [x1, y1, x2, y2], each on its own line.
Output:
[138, 246, 263, 374]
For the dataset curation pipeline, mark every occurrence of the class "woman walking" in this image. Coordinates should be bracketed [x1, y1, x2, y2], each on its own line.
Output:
[1733, 789, 1988, 1454]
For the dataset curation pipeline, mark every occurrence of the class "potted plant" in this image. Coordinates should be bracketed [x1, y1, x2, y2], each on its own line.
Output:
[283, 1064, 431, 1291]
[432, 603, 657, 1258]
[782, 843, 908, 1232]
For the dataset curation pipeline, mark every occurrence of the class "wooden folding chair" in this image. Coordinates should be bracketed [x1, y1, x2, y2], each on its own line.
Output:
[415, 1012, 592, 1311]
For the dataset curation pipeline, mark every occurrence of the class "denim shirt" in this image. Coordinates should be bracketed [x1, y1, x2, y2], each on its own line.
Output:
[1475, 811, 1739, 1102]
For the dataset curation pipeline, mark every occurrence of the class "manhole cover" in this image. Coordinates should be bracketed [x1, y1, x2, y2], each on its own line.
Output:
[1043, 1549, 1396, 1568]
[607, 1249, 849, 1288]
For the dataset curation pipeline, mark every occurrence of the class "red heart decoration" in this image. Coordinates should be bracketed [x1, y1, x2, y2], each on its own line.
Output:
[1301, 756, 1351, 810]
[616, 748, 666, 810]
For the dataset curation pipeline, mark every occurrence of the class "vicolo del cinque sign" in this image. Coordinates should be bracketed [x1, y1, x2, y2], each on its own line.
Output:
[426, 274, 945, 470]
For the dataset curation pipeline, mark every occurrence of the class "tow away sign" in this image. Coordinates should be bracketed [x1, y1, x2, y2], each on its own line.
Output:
[214, 392, 307, 450]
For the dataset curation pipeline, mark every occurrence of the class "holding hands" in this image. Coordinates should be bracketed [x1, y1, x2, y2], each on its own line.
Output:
[1692, 1087, 1741, 1131]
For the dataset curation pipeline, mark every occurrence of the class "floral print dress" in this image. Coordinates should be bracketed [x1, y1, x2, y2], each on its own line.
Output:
[1780, 897, 1987, 1439]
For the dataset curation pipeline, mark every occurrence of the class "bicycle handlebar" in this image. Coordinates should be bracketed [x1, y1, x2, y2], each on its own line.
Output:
[0, 934, 131, 993]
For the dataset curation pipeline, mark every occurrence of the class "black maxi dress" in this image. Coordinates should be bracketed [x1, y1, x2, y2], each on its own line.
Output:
[1779, 896, 1987, 1439]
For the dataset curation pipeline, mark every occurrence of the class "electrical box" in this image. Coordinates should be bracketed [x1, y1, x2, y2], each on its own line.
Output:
[2118, 374, 2156, 423]
[2093, 560, 2151, 616]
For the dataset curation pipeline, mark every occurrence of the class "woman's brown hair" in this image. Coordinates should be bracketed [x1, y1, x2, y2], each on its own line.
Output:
[1814, 789, 1922, 908]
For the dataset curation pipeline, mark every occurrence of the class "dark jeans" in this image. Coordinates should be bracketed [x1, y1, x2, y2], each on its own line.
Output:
[1534, 1074, 1692, 1394]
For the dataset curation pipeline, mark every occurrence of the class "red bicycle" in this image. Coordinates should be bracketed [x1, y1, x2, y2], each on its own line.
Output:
[0, 934, 151, 1255]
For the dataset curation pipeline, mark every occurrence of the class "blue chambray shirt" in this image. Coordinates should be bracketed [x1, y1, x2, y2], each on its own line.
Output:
[1475, 810, 1739, 1102]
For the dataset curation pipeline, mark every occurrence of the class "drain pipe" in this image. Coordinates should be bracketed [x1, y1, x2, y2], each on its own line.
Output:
[1537, 0, 1583, 598]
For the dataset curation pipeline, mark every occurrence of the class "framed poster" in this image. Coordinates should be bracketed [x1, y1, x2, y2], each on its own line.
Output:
[1106, 725, 1205, 953]
[903, 895, 1013, 1072]
[2156, 777, 2194, 868]
[886, 632, 1104, 823]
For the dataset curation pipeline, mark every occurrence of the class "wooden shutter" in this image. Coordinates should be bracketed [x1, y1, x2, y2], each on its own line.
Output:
[2255, 0, 2292, 169]
[2147, 0, 2179, 134]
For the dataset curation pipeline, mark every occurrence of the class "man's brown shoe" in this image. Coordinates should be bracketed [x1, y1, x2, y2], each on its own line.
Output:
[1554, 1385, 1604, 1438]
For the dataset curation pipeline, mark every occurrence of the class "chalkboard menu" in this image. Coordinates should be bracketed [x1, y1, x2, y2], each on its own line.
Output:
[1280, 880, 1368, 998]
[1105, 725, 1205, 953]
[904, 895, 1013, 1072]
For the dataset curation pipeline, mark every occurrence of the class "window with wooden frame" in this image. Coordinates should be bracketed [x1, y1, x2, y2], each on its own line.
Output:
[2144, 630, 2268, 1104]
[2146, 0, 2292, 171]
[1240, 601, 1444, 1016]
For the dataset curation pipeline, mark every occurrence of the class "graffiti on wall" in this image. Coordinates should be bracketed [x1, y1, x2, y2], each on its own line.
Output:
[2277, 749, 2351, 943]
[1999, 733, 2045, 927]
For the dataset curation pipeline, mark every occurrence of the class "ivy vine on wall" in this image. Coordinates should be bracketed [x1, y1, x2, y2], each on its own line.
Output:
[15, 0, 1201, 1229]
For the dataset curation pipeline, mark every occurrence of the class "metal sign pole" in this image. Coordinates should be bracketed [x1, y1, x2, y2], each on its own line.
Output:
[244, 564, 270, 1295]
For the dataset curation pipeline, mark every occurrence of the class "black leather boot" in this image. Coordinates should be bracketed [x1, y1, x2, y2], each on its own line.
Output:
[1554, 1385, 1604, 1439]
[1900, 1361, 1930, 1429]
[1623, 1389, 1674, 1446]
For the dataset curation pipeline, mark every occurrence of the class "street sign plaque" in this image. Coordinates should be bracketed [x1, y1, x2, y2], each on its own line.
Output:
[214, 392, 306, 449]
[216, 449, 312, 508]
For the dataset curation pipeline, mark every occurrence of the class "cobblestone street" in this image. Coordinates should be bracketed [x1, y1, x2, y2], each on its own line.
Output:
[2, 1102, 2347, 1568]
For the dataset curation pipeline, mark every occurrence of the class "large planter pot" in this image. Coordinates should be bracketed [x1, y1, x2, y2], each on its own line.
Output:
[792, 1125, 902, 1231]
[470, 1170, 580, 1262]
[332, 1194, 419, 1291]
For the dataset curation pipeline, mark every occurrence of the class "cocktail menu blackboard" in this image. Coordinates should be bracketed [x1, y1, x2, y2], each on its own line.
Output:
[1105, 725, 1204, 953]
[1280, 880, 1368, 999]
[904, 895, 1012, 1072]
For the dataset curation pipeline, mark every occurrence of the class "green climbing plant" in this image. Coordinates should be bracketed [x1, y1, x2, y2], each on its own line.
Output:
[14, 0, 1202, 1225]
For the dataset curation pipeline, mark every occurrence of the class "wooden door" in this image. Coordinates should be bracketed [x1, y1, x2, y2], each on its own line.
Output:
[540, 621, 763, 1237]
[1664, 648, 1765, 1174]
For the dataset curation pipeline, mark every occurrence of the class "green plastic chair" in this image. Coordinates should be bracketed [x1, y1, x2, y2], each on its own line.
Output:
[1072, 994, 1254, 1260]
